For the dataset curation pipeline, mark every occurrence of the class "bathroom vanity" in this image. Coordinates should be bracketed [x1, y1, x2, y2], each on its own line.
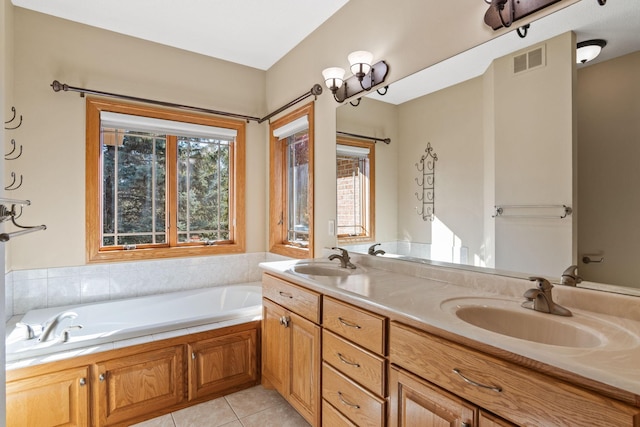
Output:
[260, 257, 640, 427]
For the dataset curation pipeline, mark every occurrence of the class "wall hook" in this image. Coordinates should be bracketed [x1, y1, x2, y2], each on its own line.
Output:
[5, 139, 23, 160]
[5, 172, 23, 191]
[517, 23, 530, 38]
[4, 107, 23, 130]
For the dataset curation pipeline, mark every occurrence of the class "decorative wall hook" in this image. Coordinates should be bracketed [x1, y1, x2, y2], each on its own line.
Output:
[5, 139, 23, 160]
[5, 172, 23, 191]
[415, 142, 438, 221]
[4, 107, 23, 130]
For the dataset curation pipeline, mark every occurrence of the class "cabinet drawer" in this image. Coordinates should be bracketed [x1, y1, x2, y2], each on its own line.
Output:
[322, 362, 386, 427]
[262, 273, 321, 323]
[322, 399, 357, 427]
[390, 321, 640, 427]
[323, 297, 386, 355]
[323, 329, 386, 396]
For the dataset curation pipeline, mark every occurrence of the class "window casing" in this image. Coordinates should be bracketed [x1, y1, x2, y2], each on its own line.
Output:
[269, 103, 314, 258]
[336, 137, 375, 242]
[86, 98, 245, 262]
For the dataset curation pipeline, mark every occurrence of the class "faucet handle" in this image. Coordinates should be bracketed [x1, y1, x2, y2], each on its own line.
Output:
[528, 276, 553, 291]
[331, 247, 349, 258]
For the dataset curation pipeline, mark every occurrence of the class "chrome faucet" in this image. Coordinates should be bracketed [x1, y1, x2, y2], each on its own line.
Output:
[522, 277, 572, 317]
[560, 265, 582, 287]
[368, 243, 386, 256]
[329, 247, 356, 269]
[38, 311, 79, 342]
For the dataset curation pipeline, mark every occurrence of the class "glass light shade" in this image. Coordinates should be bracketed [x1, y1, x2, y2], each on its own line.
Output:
[348, 50, 373, 76]
[576, 40, 606, 64]
[322, 67, 345, 90]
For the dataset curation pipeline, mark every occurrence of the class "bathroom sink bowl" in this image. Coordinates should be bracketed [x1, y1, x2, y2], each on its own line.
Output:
[288, 262, 360, 277]
[441, 297, 636, 349]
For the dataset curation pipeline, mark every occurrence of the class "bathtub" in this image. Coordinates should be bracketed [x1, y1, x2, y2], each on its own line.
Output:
[6, 283, 262, 363]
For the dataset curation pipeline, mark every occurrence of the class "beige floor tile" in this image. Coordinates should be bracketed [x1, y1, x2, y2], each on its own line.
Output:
[130, 414, 175, 427]
[224, 385, 286, 419]
[172, 397, 238, 427]
[238, 402, 311, 427]
[219, 421, 243, 427]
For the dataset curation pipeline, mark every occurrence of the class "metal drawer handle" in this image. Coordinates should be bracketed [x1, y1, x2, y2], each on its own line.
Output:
[453, 368, 502, 393]
[338, 317, 361, 329]
[337, 352, 360, 368]
[337, 391, 360, 409]
[278, 291, 293, 298]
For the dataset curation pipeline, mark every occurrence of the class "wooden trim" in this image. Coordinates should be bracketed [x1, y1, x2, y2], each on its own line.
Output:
[85, 97, 246, 263]
[336, 136, 375, 243]
[268, 102, 315, 259]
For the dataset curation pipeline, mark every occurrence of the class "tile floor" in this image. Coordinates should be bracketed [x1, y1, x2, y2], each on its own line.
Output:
[132, 385, 311, 427]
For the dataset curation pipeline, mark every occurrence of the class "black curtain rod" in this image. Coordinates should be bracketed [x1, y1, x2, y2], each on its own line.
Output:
[337, 131, 391, 145]
[51, 80, 323, 124]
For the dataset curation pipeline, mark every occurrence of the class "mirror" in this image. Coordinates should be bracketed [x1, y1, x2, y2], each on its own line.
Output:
[336, 0, 640, 294]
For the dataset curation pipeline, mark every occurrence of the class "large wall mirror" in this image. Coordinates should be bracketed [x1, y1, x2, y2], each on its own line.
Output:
[336, 0, 640, 295]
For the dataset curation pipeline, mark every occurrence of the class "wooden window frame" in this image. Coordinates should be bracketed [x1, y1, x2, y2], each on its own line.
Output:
[86, 97, 246, 262]
[336, 136, 375, 244]
[269, 103, 314, 259]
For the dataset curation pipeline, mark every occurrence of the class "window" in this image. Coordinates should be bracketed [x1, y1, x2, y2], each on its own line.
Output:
[336, 137, 375, 242]
[269, 103, 314, 258]
[86, 98, 245, 262]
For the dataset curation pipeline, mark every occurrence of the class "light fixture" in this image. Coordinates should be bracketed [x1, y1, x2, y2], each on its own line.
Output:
[322, 50, 389, 106]
[576, 39, 607, 64]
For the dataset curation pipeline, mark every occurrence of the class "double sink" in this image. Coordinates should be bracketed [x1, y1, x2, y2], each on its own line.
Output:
[286, 260, 638, 350]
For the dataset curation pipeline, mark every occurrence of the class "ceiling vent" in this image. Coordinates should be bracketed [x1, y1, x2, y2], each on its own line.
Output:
[512, 44, 546, 75]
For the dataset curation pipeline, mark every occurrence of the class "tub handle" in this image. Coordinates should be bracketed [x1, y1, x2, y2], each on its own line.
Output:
[99, 373, 106, 382]
[79, 378, 86, 386]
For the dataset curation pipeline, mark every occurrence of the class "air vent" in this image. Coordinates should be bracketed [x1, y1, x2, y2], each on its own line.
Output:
[512, 44, 546, 75]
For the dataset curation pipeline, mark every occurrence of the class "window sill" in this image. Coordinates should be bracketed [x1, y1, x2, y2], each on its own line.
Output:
[88, 243, 245, 263]
[269, 243, 311, 260]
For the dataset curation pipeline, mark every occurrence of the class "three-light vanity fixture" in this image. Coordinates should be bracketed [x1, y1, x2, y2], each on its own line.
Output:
[322, 50, 389, 106]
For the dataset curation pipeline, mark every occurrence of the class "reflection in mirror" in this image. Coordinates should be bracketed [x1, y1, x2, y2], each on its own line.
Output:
[336, 0, 640, 294]
[336, 136, 374, 243]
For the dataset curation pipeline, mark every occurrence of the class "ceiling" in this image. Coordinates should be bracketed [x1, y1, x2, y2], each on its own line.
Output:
[11, 0, 350, 71]
[368, 0, 640, 104]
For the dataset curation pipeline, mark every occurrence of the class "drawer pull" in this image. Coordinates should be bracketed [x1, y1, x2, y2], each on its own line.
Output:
[453, 368, 502, 393]
[337, 352, 361, 368]
[338, 317, 362, 329]
[337, 391, 360, 409]
[278, 291, 293, 298]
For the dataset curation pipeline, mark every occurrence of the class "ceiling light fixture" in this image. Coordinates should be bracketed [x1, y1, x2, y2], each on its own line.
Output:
[322, 50, 389, 106]
[576, 39, 607, 64]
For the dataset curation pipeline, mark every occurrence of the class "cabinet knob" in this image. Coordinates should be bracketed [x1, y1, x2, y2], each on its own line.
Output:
[99, 373, 106, 382]
[79, 378, 86, 386]
[192, 352, 196, 360]
[279, 316, 290, 327]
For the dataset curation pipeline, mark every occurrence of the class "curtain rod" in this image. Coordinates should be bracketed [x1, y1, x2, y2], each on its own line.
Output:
[337, 131, 391, 144]
[51, 80, 323, 124]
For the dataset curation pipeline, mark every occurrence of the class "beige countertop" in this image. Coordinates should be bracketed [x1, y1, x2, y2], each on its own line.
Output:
[259, 256, 640, 399]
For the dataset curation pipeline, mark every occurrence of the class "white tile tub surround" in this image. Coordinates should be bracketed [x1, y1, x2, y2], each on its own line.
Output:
[6, 252, 273, 316]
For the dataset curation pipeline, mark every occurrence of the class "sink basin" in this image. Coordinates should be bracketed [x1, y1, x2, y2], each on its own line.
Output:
[441, 297, 637, 349]
[288, 262, 361, 277]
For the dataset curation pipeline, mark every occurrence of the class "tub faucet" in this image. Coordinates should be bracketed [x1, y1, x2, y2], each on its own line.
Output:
[560, 265, 582, 287]
[38, 311, 78, 343]
[522, 277, 572, 317]
[368, 243, 386, 256]
[329, 247, 356, 269]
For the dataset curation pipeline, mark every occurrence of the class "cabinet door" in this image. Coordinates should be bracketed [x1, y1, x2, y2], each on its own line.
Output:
[479, 410, 516, 427]
[287, 310, 321, 427]
[262, 298, 290, 395]
[390, 367, 476, 427]
[94, 345, 184, 426]
[188, 328, 258, 401]
[6, 366, 90, 427]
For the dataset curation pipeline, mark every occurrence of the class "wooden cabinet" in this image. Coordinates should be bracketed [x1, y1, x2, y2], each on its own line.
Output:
[322, 296, 388, 427]
[6, 366, 90, 427]
[390, 321, 640, 427]
[262, 273, 321, 426]
[93, 345, 185, 426]
[188, 328, 258, 401]
[7, 321, 261, 427]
